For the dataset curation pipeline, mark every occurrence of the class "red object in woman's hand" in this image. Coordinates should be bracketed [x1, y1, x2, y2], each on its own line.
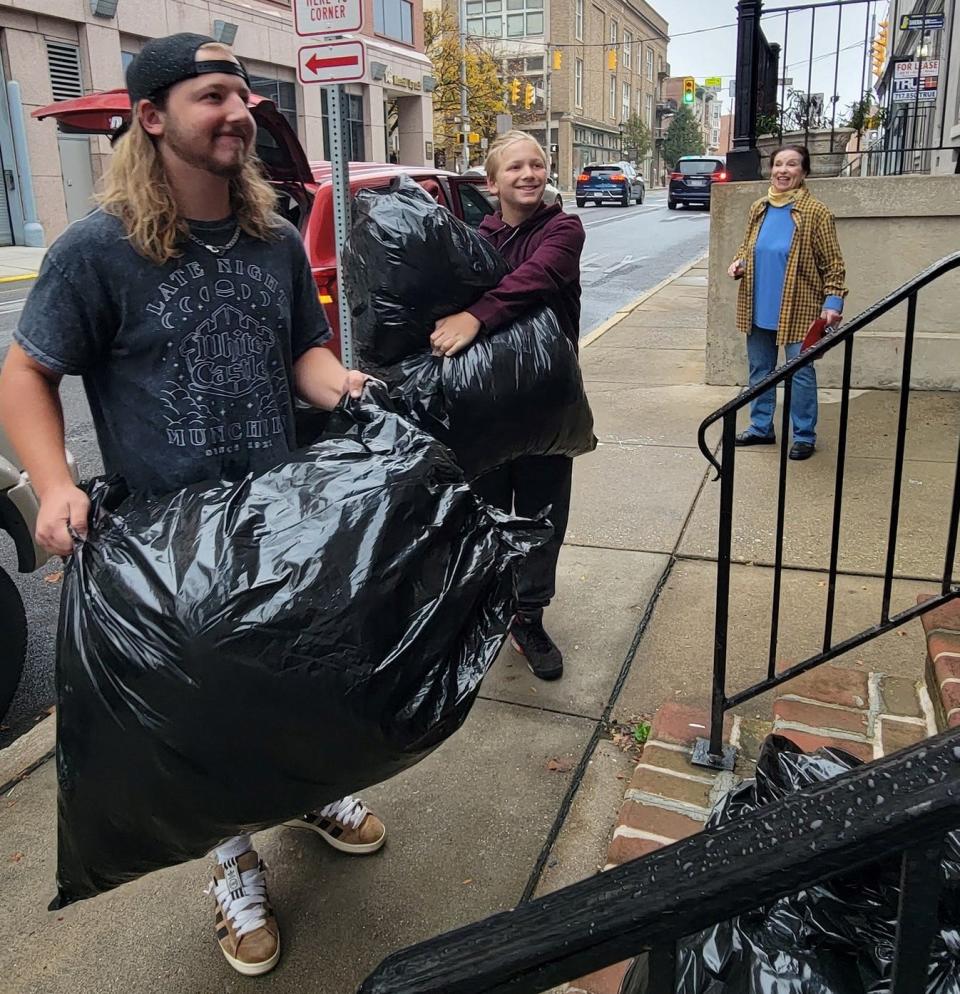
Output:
[801, 317, 828, 352]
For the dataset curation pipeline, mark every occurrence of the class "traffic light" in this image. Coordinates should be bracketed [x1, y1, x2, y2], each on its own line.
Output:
[872, 20, 888, 79]
[683, 77, 695, 104]
[607, 49, 617, 71]
[552, 48, 562, 71]
[524, 82, 535, 109]
[510, 77, 520, 103]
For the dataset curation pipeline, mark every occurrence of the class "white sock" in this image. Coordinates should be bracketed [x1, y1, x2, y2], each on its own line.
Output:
[215, 833, 253, 864]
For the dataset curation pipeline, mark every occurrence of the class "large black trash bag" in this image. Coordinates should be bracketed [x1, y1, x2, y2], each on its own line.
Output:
[52, 384, 549, 908]
[665, 735, 960, 994]
[384, 306, 596, 477]
[342, 175, 509, 369]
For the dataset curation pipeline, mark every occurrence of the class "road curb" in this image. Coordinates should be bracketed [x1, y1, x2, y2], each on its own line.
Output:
[0, 272, 38, 285]
[580, 250, 709, 352]
[0, 711, 55, 794]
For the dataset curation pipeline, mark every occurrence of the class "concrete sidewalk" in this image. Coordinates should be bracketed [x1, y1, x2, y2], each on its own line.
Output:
[3, 251, 956, 994]
[0, 245, 44, 283]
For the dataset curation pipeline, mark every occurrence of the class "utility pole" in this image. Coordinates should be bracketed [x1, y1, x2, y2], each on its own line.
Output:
[459, 0, 470, 172]
[544, 46, 552, 177]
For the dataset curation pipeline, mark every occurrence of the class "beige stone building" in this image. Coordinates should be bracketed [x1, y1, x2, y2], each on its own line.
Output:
[0, 0, 435, 245]
[433, 0, 668, 187]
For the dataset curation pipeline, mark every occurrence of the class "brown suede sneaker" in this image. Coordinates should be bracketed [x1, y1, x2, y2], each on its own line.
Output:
[285, 795, 387, 855]
[209, 849, 280, 976]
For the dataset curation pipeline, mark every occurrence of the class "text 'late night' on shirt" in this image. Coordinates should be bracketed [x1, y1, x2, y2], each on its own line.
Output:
[15, 210, 330, 496]
[753, 203, 844, 333]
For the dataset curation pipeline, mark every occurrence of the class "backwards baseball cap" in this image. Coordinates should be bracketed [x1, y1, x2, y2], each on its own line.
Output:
[126, 33, 251, 105]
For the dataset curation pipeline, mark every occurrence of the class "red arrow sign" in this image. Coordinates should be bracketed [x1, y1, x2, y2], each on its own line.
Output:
[306, 52, 359, 75]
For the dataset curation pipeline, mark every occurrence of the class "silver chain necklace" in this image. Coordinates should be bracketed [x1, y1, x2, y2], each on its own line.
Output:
[188, 224, 241, 256]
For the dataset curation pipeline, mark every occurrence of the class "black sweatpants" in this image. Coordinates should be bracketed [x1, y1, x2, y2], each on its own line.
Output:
[471, 454, 573, 612]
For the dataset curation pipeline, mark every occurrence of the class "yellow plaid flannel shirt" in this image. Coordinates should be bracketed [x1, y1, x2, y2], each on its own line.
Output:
[732, 187, 847, 345]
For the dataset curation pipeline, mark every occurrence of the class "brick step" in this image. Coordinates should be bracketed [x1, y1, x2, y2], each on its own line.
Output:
[564, 662, 933, 994]
[918, 593, 960, 731]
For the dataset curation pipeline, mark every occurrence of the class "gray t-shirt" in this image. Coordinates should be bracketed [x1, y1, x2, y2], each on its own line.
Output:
[15, 210, 331, 496]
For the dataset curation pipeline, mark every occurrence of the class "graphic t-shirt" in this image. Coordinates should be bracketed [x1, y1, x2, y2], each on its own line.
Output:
[15, 210, 330, 496]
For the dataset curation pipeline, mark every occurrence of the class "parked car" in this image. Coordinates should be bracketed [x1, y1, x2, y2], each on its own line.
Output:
[667, 155, 728, 210]
[33, 90, 497, 359]
[575, 162, 644, 207]
[0, 426, 79, 720]
[461, 167, 563, 209]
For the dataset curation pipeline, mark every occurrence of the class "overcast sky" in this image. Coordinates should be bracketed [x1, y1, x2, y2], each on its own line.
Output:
[651, 0, 891, 119]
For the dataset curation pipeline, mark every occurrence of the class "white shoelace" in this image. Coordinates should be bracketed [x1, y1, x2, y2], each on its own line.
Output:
[320, 794, 368, 830]
[206, 859, 270, 939]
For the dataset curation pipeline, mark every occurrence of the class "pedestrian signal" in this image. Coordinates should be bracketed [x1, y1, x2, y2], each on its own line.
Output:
[683, 77, 695, 103]
[524, 82, 535, 109]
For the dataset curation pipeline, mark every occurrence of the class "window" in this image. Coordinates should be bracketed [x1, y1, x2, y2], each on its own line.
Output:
[526, 11, 543, 34]
[622, 82, 631, 123]
[575, 0, 583, 40]
[484, 16, 502, 36]
[575, 58, 583, 107]
[507, 13, 524, 35]
[646, 93, 654, 129]
[321, 90, 365, 161]
[250, 75, 299, 137]
[466, 0, 483, 12]
[456, 183, 495, 227]
[623, 31, 632, 70]
[646, 47, 654, 81]
[610, 19, 618, 45]
[374, 0, 413, 45]
[467, 18, 483, 33]
[486, 0, 502, 9]
[121, 50, 136, 73]
[609, 75, 616, 119]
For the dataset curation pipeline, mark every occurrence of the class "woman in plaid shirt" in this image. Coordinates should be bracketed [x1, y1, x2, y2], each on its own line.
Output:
[727, 145, 847, 461]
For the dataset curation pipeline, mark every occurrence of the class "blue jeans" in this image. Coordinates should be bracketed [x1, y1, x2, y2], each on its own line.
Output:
[745, 327, 817, 444]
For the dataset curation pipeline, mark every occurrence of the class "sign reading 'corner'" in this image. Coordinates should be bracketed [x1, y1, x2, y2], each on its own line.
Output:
[294, 0, 363, 36]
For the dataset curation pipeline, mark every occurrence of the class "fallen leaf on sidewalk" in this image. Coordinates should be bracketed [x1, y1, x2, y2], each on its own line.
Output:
[546, 758, 573, 773]
[462, 879, 474, 885]
[9, 852, 24, 863]
[44, 571, 63, 584]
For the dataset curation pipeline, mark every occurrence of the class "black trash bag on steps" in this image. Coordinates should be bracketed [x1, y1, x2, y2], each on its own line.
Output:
[52, 384, 549, 908]
[342, 176, 509, 369]
[648, 734, 960, 994]
[342, 177, 596, 475]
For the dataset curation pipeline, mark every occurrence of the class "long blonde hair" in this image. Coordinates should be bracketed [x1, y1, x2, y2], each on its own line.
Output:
[97, 70, 282, 264]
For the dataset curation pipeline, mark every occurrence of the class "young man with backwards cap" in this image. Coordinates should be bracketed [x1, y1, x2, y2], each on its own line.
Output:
[0, 34, 387, 976]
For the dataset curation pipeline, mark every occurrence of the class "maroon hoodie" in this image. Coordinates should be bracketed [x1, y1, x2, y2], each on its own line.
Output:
[466, 202, 585, 347]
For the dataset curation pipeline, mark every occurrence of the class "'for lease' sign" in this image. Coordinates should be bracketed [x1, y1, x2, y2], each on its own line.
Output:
[294, 0, 363, 36]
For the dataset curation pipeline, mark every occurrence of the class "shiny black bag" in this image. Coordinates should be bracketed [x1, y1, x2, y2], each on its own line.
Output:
[52, 386, 547, 908]
[384, 306, 596, 477]
[343, 176, 509, 369]
[670, 735, 960, 994]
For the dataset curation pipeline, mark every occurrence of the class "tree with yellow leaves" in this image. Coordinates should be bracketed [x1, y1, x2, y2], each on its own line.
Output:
[425, 9, 506, 167]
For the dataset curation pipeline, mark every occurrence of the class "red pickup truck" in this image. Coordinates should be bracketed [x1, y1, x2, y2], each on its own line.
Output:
[33, 91, 497, 357]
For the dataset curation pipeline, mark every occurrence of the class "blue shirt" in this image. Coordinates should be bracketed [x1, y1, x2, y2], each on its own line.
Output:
[753, 203, 844, 333]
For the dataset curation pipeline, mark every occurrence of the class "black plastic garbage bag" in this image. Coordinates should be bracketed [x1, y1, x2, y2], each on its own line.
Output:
[381, 306, 596, 477]
[669, 735, 960, 994]
[52, 385, 549, 908]
[343, 176, 509, 368]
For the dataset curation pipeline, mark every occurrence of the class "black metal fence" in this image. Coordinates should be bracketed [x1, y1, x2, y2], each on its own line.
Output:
[693, 251, 960, 770]
[358, 727, 960, 994]
[729, 0, 954, 181]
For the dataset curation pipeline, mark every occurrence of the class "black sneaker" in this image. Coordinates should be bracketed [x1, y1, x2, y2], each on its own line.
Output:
[510, 611, 563, 681]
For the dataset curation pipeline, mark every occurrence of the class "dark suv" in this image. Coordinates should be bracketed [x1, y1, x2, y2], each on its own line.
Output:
[575, 163, 644, 208]
[668, 156, 727, 210]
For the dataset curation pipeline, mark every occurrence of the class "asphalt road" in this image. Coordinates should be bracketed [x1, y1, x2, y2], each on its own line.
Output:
[0, 195, 710, 745]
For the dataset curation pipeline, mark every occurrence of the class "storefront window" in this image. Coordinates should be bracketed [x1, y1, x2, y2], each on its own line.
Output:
[374, 0, 414, 45]
[249, 75, 299, 136]
[321, 91, 365, 161]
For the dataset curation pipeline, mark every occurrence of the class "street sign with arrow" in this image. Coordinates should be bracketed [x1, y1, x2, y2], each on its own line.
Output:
[297, 40, 366, 84]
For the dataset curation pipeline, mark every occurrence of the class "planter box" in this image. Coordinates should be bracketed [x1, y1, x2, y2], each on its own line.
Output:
[756, 128, 856, 178]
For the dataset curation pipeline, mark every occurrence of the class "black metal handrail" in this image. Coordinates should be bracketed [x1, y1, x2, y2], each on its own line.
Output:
[358, 728, 960, 994]
[693, 251, 960, 769]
